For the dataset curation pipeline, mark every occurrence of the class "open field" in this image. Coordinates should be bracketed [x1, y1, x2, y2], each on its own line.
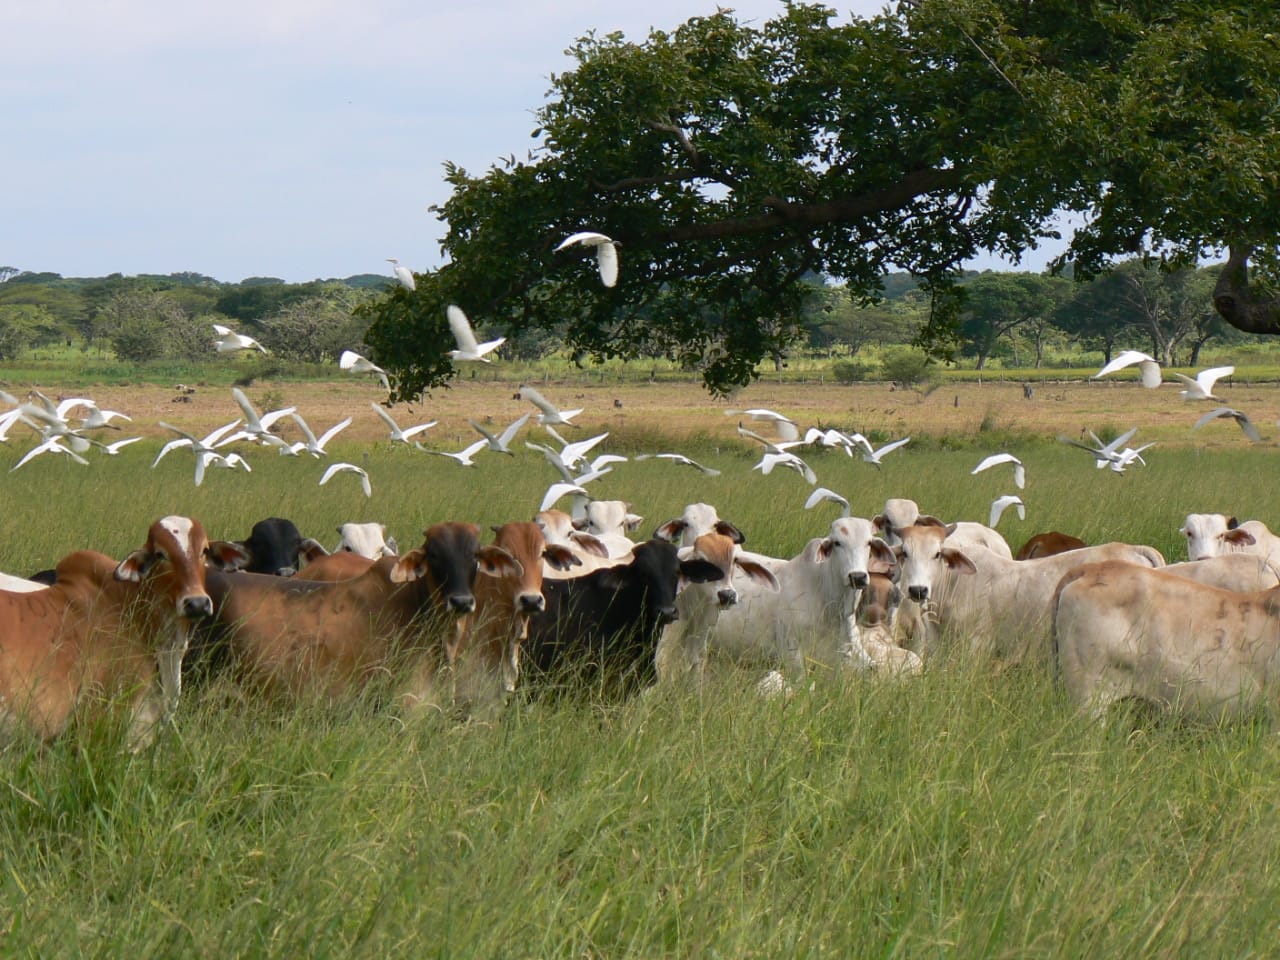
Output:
[4, 374, 1280, 956]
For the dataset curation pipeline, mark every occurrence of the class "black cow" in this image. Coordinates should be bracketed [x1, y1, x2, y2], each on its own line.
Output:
[523, 540, 723, 698]
[235, 517, 328, 576]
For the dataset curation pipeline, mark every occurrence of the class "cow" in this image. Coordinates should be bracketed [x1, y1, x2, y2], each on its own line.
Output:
[534, 508, 614, 578]
[1015, 532, 1087, 560]
[1160, 553, 1280, 592]
[578, 500, 643, 558]
[672, 518, 899, 679]
[234, 517, 328, 576]
[333, 521, 399, 559]
[1179, 513, 1280, 565]
[655, 530, 780, 683]
[893, 518, 1164, 663]
[874, 498, 1014, 559]
[523, 540, 724, 698]
[653, 502, 746, 548]
[291, 552, 378, 583]
[0, 571, 50, 592]
[857, 572, 923, 676]
[0, 516, 245, 749]
[198, 522, 523, 715]
[1054, 561, 1280, 722]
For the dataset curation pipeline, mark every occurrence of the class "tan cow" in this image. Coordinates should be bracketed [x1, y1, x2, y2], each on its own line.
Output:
[0, 516, 245, 750]
[1160, 554, 1280, 592]
[1015, 532, 1087, 560]
[894, 519, 1164, 663]
[857, 571, 923, 676]
[1054, 561, 1280, 721]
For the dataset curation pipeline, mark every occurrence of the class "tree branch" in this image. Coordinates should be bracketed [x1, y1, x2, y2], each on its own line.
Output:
[1213, 244, 1280, 335]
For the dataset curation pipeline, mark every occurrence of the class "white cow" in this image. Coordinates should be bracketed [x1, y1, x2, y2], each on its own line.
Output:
[333, 522, 398, 559]
[579, 500, 642, 558]
[1160, 553, 1280, 591]
[672, 517, 897, 678]
[894, 519, 1164, 663]
[1179, 513, 1280, 565]
[874, 497, 1014, 559]
[534, 508, 614, 578]
[1055, 561, 1280, 721]
[653, 502, 745, 548]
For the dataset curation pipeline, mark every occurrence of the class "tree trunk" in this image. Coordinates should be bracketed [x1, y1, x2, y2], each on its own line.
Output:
[1214, 245, 1280, 335]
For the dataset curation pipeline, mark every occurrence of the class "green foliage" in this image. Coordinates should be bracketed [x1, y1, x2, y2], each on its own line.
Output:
[831, 358, 874, 383]
[878, 346, 936, 385]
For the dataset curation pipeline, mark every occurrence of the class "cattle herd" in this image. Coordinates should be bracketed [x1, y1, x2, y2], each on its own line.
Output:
[6, 488, 1280, 751]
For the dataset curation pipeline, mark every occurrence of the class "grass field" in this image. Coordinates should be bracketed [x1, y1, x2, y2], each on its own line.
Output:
[3, 373, 1280, 956]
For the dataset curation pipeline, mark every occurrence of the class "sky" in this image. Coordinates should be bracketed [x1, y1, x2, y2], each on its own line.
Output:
[2, 0, 1067, 285]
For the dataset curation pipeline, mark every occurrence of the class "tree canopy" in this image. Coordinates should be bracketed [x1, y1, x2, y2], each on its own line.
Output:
[362, 0, 1280, 398]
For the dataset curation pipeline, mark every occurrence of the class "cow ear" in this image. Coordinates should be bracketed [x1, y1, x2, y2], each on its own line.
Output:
[624, 513, 644, 533]
[114, 549, 156, 583]
[917, 515, 947, 530]
[735, 558, 780, 591]
[941, 547, 977, 575]
[1228, 516, 1240, 529]
[679, 558, 724, 585]
[384, 536, 399, 557]
[872, 514, 889, 533]
[477, 545, 523, 579]
[713, 520, 746, 545]
[390, 548, 427, 584]
[816, 538, 835, 562]
[206, 540, 251, 571]
[943, 522, 959, 536]
[571, 517, 589, 531]
[543, 544, 580, 571]
[1224, 528, 1257, 547]
[569, 532, 610, 558]
[869, 538, 897, 572]
[652, 518, 686, 542]
[298, 538, 329, 564]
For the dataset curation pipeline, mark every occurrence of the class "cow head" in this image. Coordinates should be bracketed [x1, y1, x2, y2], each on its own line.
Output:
[534, 509, 610, 558]
[578, 500, 644, 538]
[873, 498, 921, 546]
[597, 540, 724, 629]
[686, 531, 779, 610]
[1180, 513, 1255, 561]
[893, 519, 977, 603]
[335, 521, 399, 559]
[857, 571, 902, 629]
[813, 517, 897, 592]
[233, 517, 328, 576]
[653, 503, 745, 548]
[389, 522, 491, 614]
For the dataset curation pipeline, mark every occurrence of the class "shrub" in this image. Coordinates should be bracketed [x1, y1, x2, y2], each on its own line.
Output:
[878, 346, 937, 386]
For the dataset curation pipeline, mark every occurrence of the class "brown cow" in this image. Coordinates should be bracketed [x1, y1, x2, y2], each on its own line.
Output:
[1015, 531, 1087, 560]
[856, 571, 923, 675]
[291, 552, 377, 582]
[201, 522, 523, 714]
[0, 516, 245, 750]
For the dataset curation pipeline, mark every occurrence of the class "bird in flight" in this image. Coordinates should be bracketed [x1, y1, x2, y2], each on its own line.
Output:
[339, 350, 390, 391]
[446, 305, 506, 362]
[1092, 350, 1161, 388]
[321, 461, 372, 498]
[971, 452, 1025, 490]
[555, 231, 619, 287]
[1173, 365, 1234, 401]
[212, 323, 267, 354]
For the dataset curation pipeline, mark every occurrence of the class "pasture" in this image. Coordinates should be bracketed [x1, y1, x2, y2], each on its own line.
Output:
[3, 375, 1280, 956]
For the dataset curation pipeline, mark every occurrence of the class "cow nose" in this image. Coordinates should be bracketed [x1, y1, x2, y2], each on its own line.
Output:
[658, 605, 679, 624]
[181, 595, 213, 618]
[448, 594, 476, 614]
[717, 588, 738, 608]
[518, 592, 545, 614]
[849, 571, 869, 588]
[907, 585, 929, 603]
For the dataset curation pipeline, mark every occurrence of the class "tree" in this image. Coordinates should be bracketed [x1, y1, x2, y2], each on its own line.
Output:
[96, 290, 208, 362]
[257, 287, 373, 363]
[958, 273, 1064, 370]
[359, 2, 1280, 399]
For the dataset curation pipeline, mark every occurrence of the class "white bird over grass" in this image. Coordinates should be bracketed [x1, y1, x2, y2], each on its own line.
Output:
[1193, 406, 1261, 442]
[386, 258, 416, 291]
[339, 350, 390, 390]
[539, 482, 591, 513]
[288, 412, 352, 458]
[11, 436, 91, 471]
[972, 452, 1026, 490]
[1092, 350, 1162, 388]
[0, 407, 24, 442]
[100, 436, 143, 456]
[154, 419, 243, 467]
[724, 408, 800, 442]
[52, 398, 132, 430]
[555, 231, 619, 288]
[195, 450, 251, 487]
[752, 451, 816, 485]
[543, 426, 609, 469]
[469, 412, 530, 455]
[212, 323, 267, 354]
[225, 388, 296, 444]
[802, 427, 859, 456]
[1058, 427, 1139, 467]
[1108, 442, 1157, 472]
[989, 495, 1025, 528]
[446, 305, 506, 362]
[418, 438, 489, 467]
[371, 403, 436, 445]
[635, 452, 721, 476]
[856, 435, 911, 468]
[515, 384, 583, 426]
[321, 461, 372, 498]
[804, 487, 851, 517]
[1173, 365, 1234, 401]
[736, 422, 805, 455]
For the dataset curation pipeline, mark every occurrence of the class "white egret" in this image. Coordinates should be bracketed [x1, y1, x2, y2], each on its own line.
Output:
[468, 412, 530, 454]
[446, 305, 505, 362]
[804, 487, 851, 517]
[339, 350, 390, 390]
[971, 453, 1026, 490]
[1092, 350, 1162, 388]
[1173, 365, 1234, 401]
[554, 231, 619, 287]
[288, 412, 352, 458]
[386, 258, 416, 291]
[515, 384, 583, 426]
[371, 403, 436, 444]
[635, 452, 721, 476]
[989, 495, 1025, 528]
[1193, 406, 1261, 442]
[212, 323, 267, 354]
[320, 462, 372, 498]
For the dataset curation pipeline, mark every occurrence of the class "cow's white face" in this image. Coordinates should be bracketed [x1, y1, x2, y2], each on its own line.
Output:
[1180, 513, 1254, 561]
[894, 523, 975, 603]
[335, 522, 394, 559]
[584, 501, 635, 538]
[817, 518, 896, 591]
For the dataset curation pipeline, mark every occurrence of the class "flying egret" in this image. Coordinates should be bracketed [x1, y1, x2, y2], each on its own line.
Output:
[11, 436, 91, 471]
[320, 461, 372, 498]
[446, 305, 506, 362]
[635, 452, 721, 476]
[539, 482, 591, 513]
[1092, 350, 1162, 388]
[804, 487, 851, 517]
[225, 388, 296, 444]
[543, 426, 609, 469]
[1193, 406, 1261, 442]
[417, 438, 489, 467]
[288, 412, 352, 457]
[371, 403, 436, 444]
[752, 451, 817, 484]
[51, 398, 132, 430]
[339, 350, 390, 390]
[468, 412, 530, 454]
[802, 427, 859, 456]
[989, 495, 1025, 528]
[515, 384, 583, 426]
[100, 436, 143, 456]
[386, 258, 416, 291]
[195, 450, 251, 487]
[554, 231, 619, 287]
[154, 419, 243, 467]
[212, 323, 267, 354]
[736, 422, 805, 454]
[972, 453, 1026, 490]
[1058, 427, 1139, 467]
[1173, 365, 1234, 401]
[724, 408, 800, 442]
[1108, 442, 1157, 472]
[858, 436, 911, 467]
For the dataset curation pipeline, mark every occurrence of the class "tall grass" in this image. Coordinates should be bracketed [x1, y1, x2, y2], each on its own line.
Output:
[3, 435, 1280, 955]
